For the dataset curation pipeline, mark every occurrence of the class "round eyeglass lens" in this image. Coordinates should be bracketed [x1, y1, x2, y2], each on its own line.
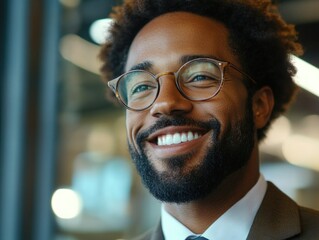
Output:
[117, 70, 158, 110]
[178, 59, 223, 100]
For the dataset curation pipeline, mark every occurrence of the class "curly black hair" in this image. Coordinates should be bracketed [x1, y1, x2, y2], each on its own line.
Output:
[99, 0, 303, 140]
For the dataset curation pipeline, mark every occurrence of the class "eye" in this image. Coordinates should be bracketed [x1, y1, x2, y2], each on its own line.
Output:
[191, 74, 217, 82]
[131, 83, 156, 95]
[122, 72, 157, 96]
[183, 71, 221, 86]
[127, 80, 158, 102]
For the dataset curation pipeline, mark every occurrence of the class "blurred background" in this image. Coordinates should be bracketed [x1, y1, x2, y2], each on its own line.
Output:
[0, 0, 318, 239]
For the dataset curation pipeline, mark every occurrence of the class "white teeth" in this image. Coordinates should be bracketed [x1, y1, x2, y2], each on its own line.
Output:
[187, 131, 194, 141]
[162, 136, 166, 145]
[157, 132, 202, 146]
[166, 134, 173, 145]
[158, 138, 163, 146]
[181, 133, 187, 142]
[173, 133, 181, 144]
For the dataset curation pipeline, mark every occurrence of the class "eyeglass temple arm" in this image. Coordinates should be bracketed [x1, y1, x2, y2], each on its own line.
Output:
[229, 64, 257, 85]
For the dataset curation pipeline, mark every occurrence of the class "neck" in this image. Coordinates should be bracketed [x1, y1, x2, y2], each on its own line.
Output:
[163, 151, 260, 234]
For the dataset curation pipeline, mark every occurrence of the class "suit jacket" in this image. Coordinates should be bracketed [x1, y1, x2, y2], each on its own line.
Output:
[131, 182, 319, 240]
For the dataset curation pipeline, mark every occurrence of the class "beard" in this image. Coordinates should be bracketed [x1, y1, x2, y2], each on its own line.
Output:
[128, 100, 255, 203]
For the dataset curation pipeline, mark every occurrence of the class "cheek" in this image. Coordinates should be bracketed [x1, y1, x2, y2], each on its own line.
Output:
[126, 111, 147, 145]
[125, 111, 134, 143]
[220, 84, 248, 119]
[197, 87, 248, 131]
[199, 99, 244, 121]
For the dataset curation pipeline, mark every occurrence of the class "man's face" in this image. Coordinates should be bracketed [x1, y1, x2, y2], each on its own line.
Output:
[125, 12, 256, 203]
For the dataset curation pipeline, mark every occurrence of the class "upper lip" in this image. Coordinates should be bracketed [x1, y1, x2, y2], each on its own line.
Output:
[146, 126, 209, 143]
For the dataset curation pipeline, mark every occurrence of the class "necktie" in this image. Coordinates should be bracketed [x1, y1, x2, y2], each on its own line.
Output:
[185, 236, 209, 240]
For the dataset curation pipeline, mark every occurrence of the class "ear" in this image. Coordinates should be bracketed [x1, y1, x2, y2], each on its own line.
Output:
[252, 86, 274, 129]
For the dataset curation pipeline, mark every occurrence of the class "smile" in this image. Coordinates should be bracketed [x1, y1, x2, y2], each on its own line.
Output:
[145, 126, 212, 158]
[157, 132, 202, 146]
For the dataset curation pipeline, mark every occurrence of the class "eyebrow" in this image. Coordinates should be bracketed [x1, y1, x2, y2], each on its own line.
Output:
[128, 61, 153, 71]
[127, 54, 223, 72]
[180, 54, 222, 64]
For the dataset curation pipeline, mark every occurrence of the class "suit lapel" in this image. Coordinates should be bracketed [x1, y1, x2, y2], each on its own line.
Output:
[147, 182, 301, 240]
[247, 182, 301, 240]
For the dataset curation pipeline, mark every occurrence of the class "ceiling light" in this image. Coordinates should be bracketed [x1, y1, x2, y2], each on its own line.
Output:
[89, 18, 113, 45]
[292, 55, 319, 97]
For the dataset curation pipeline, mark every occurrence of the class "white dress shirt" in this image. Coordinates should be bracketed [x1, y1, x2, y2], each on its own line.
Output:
[161, 174, 267, 240]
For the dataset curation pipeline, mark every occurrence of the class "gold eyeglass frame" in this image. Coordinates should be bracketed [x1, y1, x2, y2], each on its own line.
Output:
[107, 57, 256, 111]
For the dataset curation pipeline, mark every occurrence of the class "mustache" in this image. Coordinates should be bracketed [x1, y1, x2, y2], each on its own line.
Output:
[136, 116, 221, 145]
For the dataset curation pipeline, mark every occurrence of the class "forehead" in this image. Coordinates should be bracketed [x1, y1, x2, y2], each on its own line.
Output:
[125, 11, 238, 72]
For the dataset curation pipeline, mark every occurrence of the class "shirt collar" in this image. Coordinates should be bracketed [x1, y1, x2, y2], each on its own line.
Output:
[161, 174, 267, 240]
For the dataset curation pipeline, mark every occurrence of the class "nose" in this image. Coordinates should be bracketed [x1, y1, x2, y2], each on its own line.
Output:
[150, 73, 193, 117]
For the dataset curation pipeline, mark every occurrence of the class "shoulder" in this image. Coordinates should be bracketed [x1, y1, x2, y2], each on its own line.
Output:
[297, 206, 319, 237]
[299, 206, 319, 222]
[248, 182, 319, 239]
[265, 182, 319, 239]
[284, 206, 319, 239]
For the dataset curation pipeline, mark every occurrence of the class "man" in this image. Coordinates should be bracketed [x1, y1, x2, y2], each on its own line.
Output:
[99, 0, 319, 239]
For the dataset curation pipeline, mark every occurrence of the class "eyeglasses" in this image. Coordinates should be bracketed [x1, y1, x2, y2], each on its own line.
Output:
[107, 58, 256, 111]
